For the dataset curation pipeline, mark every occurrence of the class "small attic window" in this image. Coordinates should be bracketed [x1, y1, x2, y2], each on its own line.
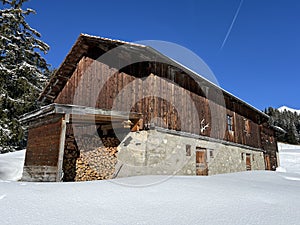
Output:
[209, 150, 214, 158]
[227, 115, 234, 131]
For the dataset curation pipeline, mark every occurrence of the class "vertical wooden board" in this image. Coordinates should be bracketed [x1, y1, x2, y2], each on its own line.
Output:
[128, 74, 135, 112]
[115, 72, 122, 111]
[134, 77, 140, 113]
[167, 78, 172, 129]
[117, 71, 123, 111]
[161, 77, 167, 128]
[95, 61, 101, 108]
[112, 72, 119, 111]
[171, 82, 177, 130]
[99, 63, 107, 109]
[101, 63, 107, 109]
[106, 67, 112, 109]
[142, 76, 148, 126]
[159, 77, 164, 127]
[180, 84, 186, 132]
[84, 57, 91, 107]
[187, 89, 192, 133]
[153, 75, 158, 125]
[193, 94, 198, 135]
[78, 57, 84, 107]
[87, 57, 95, 107]
[126, 74, 133, 112]
[192, 93, 198, 135]
[137, 78, 143, 113]
[104, 64, 110, 109]
[123, 73, 129, 112]
[174, 83, 181, 131]
[155, 76, 161, 127]
[128, 75, 135, 114]
[87, 59, 93, 107]
[95, 63, 102, 108]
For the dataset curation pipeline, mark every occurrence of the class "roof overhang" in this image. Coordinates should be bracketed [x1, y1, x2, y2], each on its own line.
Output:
[19, 103, 142, 125]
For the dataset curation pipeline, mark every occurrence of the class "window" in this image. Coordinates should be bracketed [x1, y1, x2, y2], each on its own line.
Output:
[244, 119, 251, 134]
[227, 115, 234, 131]
[209, 150, 214, 158]
[186, 144, 191, 156]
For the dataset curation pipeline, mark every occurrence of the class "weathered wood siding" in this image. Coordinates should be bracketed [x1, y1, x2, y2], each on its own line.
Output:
[55, 56, 266, 149]
[22, 116, 64, 181]
[260, 124, 278, 170]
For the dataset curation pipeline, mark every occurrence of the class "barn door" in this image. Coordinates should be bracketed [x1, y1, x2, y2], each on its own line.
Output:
[265, 155, 271, 170]
[246, 153, 251, 171]
[196, 148, 208, 176]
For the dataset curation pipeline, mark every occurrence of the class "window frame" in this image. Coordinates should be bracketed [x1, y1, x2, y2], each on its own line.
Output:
[227, 114, 234, 131]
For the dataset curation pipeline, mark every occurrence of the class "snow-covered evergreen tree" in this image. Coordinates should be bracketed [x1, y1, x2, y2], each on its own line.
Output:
[0, 0, 49, 153]
[266, 107, 300, 145]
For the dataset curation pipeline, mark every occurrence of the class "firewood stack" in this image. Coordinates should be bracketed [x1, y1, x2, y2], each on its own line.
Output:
[62, 134, 80, 181]
[62, 123, 121, 182]
[63, 130, 121, 181]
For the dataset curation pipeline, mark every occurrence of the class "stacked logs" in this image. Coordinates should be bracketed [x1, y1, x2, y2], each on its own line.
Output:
[62, 134, 80, 182]
[62, 130, 120, 181]
[75, 144, 118, 181]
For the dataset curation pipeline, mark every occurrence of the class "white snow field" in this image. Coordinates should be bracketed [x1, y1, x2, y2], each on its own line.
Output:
[0, 150, 25, 181]
[0, 144, 299, 225]
[277, 142, 300, 174]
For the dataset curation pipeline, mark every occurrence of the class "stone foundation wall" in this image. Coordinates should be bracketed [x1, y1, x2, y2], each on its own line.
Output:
[22, 166, 58, 182]
[116, 129, 265, 178]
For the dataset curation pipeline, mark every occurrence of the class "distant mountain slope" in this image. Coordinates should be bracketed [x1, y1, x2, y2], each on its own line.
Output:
[278, 106, 300, 115]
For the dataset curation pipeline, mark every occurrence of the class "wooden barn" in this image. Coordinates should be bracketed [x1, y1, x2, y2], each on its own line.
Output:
[20, 34, 280, 182]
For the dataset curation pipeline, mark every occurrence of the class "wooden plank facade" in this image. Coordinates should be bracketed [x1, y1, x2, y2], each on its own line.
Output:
[21, 34, 280, 181]
[52, 55, 274, 151]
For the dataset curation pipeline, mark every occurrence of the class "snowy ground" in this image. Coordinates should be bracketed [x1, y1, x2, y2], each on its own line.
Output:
[278, 142, 300, 174]
[0, 143, 299, 225]
[0, 150, 25, 181]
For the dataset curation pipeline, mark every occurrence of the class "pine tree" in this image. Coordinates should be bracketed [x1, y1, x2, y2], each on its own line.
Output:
[266, 107, 300, 145]
[0, 0, 49, 152]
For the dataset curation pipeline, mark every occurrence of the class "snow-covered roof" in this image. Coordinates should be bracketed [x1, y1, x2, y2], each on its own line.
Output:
[38, 33, 269, 119]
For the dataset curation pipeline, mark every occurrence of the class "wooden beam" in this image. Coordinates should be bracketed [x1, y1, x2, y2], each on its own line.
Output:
[56, 115, 68, 182]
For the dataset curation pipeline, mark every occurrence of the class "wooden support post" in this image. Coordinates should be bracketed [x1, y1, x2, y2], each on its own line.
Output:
[56, 114, 69, 182]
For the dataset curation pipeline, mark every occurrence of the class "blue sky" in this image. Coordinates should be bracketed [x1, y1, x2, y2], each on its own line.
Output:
[11, 0, 300, 110]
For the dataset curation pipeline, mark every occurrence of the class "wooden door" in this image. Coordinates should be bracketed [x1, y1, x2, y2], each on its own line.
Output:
[246, 153, 251, 171]
[265, 155, 271, 170]
[196, 149, 208, 176]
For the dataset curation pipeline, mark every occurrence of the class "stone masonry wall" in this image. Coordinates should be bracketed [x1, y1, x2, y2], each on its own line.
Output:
[116, 129, 265, 178]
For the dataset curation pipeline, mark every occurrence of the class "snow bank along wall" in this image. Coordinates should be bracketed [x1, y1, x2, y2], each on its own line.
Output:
[20, 34, 279, 181]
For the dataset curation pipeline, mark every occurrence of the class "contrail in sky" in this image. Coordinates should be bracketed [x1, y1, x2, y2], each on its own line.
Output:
[220, 0, 244, 50]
